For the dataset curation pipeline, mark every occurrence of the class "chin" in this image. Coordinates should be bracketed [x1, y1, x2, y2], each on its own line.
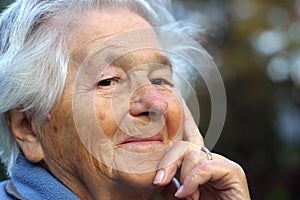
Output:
[118, 170, 157, 188]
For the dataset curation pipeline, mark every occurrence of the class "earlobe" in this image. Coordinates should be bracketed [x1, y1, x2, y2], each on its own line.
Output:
[5, 110, 44, 163]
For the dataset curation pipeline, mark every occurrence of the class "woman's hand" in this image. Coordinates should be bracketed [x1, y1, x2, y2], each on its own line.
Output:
[156, 101, 250, 200]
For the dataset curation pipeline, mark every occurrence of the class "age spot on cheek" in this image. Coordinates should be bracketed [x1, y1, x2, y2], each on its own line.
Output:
[53, 126, 58, 132]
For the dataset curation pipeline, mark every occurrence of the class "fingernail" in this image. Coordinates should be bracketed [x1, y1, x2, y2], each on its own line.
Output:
[174, 185, 184, 197]
[153, 170, 164, 184]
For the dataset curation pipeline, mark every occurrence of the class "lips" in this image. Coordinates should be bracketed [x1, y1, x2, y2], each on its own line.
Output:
[116, 135, 163, 147]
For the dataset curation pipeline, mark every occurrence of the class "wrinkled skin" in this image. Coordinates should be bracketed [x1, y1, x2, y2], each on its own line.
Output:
[6, 8, 250, 200]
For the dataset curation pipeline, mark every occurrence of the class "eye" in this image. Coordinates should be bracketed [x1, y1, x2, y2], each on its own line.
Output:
[151, 78, 173, 86]
[97, 78, 119, 87]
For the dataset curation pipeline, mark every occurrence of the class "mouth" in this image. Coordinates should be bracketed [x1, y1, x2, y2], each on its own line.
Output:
[116, 135, 163, 146]
[116, 135, 164, 152]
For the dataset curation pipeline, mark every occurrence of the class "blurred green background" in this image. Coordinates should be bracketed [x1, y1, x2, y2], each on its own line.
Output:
[1, 0, 299, 199]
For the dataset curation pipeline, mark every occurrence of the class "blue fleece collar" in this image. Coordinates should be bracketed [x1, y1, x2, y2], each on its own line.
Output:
[11, 155, 79, 200]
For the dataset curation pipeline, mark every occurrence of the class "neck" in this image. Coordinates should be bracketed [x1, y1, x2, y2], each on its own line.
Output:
[97, 183, 158, 200]
[73, 177, 159, 200]
[42, 152, 161, 199]
[51, 166, 159, 200]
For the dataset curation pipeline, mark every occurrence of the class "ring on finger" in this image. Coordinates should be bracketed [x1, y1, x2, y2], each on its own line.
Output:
[201, 146, 213, 160]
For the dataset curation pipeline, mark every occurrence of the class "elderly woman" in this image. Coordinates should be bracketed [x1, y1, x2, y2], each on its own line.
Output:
[0, 0, 250, 199]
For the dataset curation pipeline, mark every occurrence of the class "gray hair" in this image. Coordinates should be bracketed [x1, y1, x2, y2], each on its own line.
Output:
[0, 0, 206, 175]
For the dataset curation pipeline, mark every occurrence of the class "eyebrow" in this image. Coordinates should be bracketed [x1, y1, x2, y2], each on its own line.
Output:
[104, 49, 172, 71]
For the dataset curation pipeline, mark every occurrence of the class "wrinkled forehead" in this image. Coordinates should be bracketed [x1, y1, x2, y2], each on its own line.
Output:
[67, 9, 162, 66]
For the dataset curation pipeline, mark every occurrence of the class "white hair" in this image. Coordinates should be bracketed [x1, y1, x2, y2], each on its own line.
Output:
[0, 0, 207, 175]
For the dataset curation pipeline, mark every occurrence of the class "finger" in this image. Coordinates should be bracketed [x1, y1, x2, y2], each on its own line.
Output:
[191, 190, 200, 200]
[182, 100, 203, 146]
[175, 158, 248, 199]
[153, 141, 198, 186]
[179, 148, 212, 199]
[180, 148, 207, 182]
[175, 160, 227, 198]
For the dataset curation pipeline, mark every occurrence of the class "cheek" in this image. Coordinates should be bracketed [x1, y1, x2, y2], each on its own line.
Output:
[95, 100, 115, 138]
[40, 114, 81, 164]
[94, 93, 128, 139]
[42, 91, 91, 157]
[94, 83, 134, 137]
[165, 92, 183, 140]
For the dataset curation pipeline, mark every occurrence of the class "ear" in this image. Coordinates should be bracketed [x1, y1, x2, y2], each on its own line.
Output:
[5, 110, 44, 163]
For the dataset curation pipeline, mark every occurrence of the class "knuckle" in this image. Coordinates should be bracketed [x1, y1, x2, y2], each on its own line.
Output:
[228, 161, 247, 178]
[184, 149, 200, 162]
[197, 160, 211, 171]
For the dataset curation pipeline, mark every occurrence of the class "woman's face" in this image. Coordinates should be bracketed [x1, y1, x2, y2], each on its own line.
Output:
[41, 9, 184, 189]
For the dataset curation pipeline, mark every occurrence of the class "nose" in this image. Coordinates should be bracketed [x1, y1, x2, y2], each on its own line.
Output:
[129, 85, 168, 120]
